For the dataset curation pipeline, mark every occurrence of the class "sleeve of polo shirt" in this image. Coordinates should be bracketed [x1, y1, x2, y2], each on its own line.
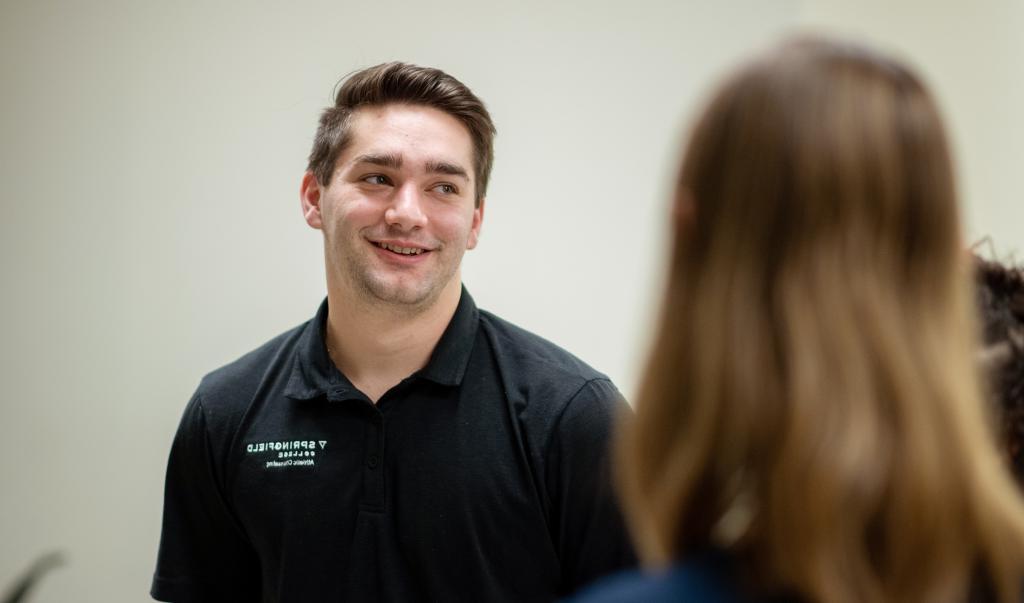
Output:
[151, 392, 261, 602]
[547, 378, 638, 593]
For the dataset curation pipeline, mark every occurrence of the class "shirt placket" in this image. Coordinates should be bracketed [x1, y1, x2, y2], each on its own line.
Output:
[362, 411, 385, 512]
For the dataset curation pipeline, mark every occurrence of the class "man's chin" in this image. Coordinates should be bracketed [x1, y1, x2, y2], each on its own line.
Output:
[361, 280, 438, 310]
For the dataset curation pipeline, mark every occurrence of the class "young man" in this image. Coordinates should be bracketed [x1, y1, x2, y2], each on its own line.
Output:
[151, 63, 635, 602]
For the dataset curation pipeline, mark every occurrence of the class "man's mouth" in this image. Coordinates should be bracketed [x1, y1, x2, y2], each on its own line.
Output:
[375, 241, 426, 256]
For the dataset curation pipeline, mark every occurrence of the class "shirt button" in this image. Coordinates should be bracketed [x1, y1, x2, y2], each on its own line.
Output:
[367, 454, 379, 469]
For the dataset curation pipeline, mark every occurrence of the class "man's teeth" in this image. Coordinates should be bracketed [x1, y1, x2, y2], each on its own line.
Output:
[377, 242, 424, 255]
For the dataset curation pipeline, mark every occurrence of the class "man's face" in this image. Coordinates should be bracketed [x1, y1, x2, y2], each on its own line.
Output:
[302, 104, 483, 310]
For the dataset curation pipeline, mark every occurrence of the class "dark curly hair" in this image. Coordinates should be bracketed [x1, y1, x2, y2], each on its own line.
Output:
[975, 254, 1024, 486]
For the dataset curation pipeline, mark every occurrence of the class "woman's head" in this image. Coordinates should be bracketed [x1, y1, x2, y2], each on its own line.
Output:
[620, 36, 1024, 603]
[976, 255, 1024, 485]
[676, 37, 960, 308]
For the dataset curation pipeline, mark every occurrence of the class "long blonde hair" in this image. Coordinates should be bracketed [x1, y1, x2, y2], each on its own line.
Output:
[619, 36, 1024, 603]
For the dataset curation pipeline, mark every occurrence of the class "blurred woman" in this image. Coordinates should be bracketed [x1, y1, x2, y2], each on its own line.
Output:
[573, 37, 1024, 603]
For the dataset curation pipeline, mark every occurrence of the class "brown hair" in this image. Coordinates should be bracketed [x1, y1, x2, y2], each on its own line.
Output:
[307, 62, 496, 206]
[618, 36, 1024, 603]
[976, 254, 1024, 487]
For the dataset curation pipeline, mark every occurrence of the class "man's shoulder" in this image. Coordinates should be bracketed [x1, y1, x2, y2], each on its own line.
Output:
[471, 311, 622, 423]
[195, 319, 311, 413]
[476, 309, 609, 384]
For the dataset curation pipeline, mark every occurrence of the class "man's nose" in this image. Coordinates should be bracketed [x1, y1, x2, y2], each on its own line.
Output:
[385, 184, 428, 230]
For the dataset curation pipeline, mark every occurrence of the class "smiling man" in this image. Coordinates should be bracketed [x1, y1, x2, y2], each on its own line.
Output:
[151, 63, 635, 602]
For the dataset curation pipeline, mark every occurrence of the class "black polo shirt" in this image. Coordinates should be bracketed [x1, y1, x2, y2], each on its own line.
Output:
[152, 288, 635, 602]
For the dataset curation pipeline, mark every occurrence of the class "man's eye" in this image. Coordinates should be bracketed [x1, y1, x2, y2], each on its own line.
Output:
[433, 183, 457, 195]
[363, 175, 390, 185]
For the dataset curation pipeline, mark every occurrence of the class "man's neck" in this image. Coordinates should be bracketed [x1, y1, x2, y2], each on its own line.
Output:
[324, 281, 461, 403]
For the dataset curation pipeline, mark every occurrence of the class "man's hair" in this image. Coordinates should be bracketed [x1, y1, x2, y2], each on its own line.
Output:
[306, 62, 495, 206]
[976, 254, 1024, 486]
[618, 36, 1024, 603]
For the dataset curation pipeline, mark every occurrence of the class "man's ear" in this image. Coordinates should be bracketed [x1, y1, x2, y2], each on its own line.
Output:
[300, 171, 324, 229]
[467, 197, 485, 250]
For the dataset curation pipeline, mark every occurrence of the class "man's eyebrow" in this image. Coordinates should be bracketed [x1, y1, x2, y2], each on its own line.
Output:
[351, 153, 403, 169]
[425, 160, 470, 180]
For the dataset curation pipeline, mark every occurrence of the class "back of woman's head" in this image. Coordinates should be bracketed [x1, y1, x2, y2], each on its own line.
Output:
[620, 36, 1024, 603]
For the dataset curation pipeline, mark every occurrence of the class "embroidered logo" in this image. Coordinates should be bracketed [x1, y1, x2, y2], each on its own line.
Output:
[245, 439, 327, 469]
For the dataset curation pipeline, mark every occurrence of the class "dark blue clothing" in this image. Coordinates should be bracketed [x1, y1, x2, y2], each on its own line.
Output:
[567, 553, 757, 603]
[569, 554, 1005, 603]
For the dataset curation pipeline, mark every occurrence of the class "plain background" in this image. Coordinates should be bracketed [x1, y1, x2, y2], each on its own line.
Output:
[2, 1, 1022, 601]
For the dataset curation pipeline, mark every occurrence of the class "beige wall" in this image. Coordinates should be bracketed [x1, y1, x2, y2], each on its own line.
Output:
[1, 1, 1021, 601]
